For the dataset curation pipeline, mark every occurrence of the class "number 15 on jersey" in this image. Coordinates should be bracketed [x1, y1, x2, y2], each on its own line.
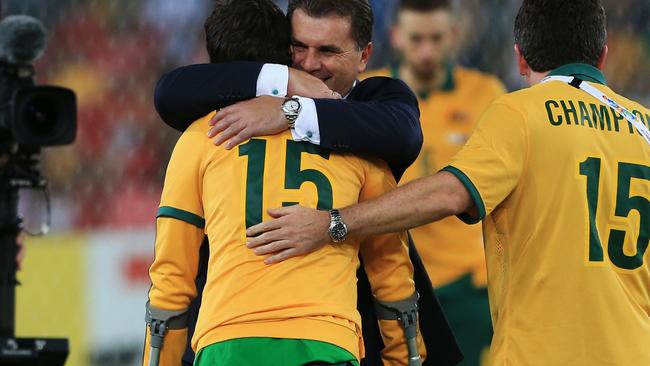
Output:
[579, 157, 649, 271]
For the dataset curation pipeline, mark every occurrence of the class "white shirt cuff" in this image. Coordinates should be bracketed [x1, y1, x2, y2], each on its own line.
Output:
[256, 64, 288, 97]
[290, 96, 320, 144]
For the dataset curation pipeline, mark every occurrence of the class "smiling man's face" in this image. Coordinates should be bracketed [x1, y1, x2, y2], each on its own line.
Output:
[290, 9, 372, 96]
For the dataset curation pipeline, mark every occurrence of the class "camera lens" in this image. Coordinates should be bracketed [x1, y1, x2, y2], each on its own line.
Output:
[24, 97, 59, 135]
[12, 86, 76, 146]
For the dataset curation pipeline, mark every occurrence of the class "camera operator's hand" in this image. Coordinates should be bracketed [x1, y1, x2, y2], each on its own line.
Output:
[16, 232, 25, 270]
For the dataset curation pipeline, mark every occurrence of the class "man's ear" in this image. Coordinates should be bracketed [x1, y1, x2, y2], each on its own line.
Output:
[358, 42, 374, 74]
[389, 24, 401, 49]
[597, 45, 608, 70]
[514, 43, 530, 77]
[449, 23, 460, 49]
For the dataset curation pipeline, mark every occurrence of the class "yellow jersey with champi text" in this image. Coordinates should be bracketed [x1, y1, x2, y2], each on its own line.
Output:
[444, 63, 650, 365]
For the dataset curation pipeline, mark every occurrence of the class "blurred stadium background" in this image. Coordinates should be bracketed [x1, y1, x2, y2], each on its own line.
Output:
[5, 0, 649, 365]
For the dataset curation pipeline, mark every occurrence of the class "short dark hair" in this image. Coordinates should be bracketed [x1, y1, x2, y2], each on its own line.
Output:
[398, 0, 451, 12]
[514, 0, 607, 72]
[287, 0, 373, 49]
[204, 0, 292, 65]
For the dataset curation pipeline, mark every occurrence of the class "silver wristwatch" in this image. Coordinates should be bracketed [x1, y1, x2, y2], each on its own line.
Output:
[281, 97, 301, 129]
[328, 209, 348, 243]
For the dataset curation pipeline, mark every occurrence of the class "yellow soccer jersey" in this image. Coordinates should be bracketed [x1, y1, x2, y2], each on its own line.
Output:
[363, 65, 505, 286]
[444, 64, 650, 365]
[144, 113, 425, 365]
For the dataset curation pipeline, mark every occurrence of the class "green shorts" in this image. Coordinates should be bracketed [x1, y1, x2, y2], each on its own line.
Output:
[194, 337, 359, 366]
[436, 273, 492, 366]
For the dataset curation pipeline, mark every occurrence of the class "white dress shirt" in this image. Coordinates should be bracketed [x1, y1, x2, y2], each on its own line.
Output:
[255, 64, 322, 144]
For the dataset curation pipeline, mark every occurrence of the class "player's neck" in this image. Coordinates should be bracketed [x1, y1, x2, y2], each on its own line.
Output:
[526, 70, 551, 86]
[400, 63, 447, 96]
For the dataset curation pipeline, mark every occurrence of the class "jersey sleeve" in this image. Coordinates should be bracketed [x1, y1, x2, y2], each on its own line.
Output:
[442, 99, 528, 223]
[143, 125, 209, 366]
[358, 160, 427, 365]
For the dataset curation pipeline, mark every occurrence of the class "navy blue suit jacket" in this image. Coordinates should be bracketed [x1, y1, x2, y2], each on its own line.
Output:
[155, 62, 422, 180]
[154, 62, 463, 366]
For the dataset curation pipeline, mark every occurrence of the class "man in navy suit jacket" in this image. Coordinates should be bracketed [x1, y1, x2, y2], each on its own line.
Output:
[154, 1, 462, 365]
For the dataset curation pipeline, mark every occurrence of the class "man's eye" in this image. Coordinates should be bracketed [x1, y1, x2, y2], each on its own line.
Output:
[292, 45, 307, 52]
[431, 34, 443, 43]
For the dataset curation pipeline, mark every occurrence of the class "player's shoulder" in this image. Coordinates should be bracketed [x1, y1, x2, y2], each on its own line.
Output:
[360, 155, 398, 191]
[184, 112, 214, 135]
[455, 66, 506, 94]
[175, 112, 215, 153]
[607, 87, 650, 113]
[330, 151, 391, 175]
[474, 87, 532, 121]
[352, 154, 395, 181]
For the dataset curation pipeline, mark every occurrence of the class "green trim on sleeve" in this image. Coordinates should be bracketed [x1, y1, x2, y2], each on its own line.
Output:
[441, 166, 486, 224]
[157, 206, 205, 229]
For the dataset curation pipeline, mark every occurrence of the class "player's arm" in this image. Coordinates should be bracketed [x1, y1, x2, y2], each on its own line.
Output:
[154, 62, 335, 131]
[143, 218, 204, 366]
[154, 63, 422, 179]
[209, 76, 422, 179]
[154, 62, 263, 131]
[358, 161, 426, 366]
[142, 122, 209, 366]
[245, 100, 528, 263]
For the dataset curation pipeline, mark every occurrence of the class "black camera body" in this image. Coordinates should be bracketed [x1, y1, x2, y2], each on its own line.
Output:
[0, 63, 76, 150]
[0, 15, 76, 366]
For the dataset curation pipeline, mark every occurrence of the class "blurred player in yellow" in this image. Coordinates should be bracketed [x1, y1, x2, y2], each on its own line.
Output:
[363, 1, 505, 364]
[244, 0, 650, 364]
[142, 1, 424, 365]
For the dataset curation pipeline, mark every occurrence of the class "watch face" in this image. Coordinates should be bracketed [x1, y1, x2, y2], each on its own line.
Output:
[284, 99, 300, 112]
[330, 222, 347, 241]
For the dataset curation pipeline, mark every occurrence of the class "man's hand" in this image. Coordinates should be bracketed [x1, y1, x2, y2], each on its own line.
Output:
[288, 68, 342, 99]
[245, 205, 331, 264]
[207, 96, 286, 149]
[206, 69, 341, 149]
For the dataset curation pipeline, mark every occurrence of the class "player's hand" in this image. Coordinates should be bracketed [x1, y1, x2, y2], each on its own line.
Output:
[288, 68, 341, 99]
[16, 232, 25, 270]
[246, 205, 331, 264]
[207, 96, 286, 149]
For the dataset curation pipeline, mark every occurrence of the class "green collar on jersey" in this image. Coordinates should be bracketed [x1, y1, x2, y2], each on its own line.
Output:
[547, 63, 606, 85]
[391, 61, 456, 99]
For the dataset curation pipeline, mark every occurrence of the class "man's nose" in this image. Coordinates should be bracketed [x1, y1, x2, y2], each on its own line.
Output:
[299, 48, 322, 73]
[417, 41, 436, 58]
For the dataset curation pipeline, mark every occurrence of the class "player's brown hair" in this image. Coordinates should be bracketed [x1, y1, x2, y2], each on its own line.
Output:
[514, 0, 607, 71]
[204, 0, 292, 65]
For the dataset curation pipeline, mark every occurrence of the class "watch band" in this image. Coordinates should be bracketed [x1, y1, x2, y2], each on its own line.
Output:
[328, 209, 348, 243]
[331, 209, 342, 223]
[282, 97, 301, 129]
